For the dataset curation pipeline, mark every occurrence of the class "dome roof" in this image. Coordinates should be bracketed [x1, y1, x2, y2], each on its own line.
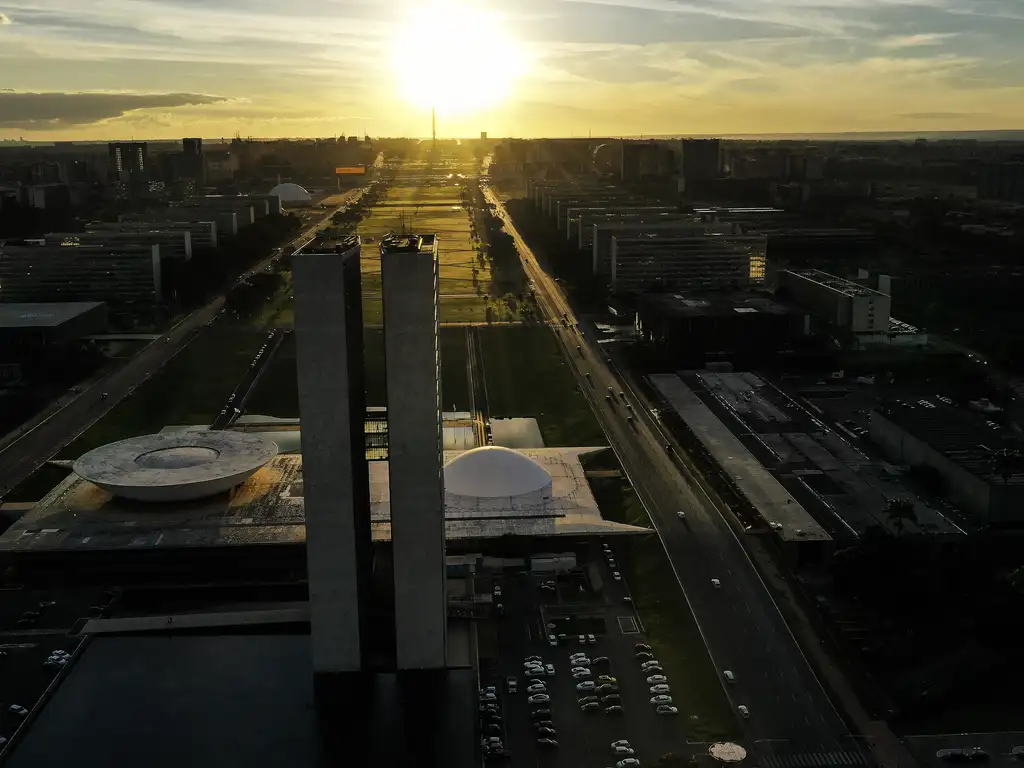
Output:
[444, 446, 552, 498]
[269, 183, 311, 203]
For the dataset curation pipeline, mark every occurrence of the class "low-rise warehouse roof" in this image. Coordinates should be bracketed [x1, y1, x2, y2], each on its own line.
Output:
[0, 302, 105, 329]
[640, 291, 796, 318]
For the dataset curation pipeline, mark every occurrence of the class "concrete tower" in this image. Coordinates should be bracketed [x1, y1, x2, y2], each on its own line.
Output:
[380, 233, 447, 670]
[293, 235, 374, 677]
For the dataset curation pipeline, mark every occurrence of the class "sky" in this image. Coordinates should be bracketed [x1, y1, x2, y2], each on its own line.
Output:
[2, 0, 1024, 140]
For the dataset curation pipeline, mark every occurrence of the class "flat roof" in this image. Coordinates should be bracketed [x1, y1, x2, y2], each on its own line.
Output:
[0, 449, 647, 557]
[649, 373, 831, 542]
[4, 634, 477, 768]
[784, 269, 888, 298]
[640, 292, 797, 318]
[876, 402, 1024, 486]
[0, 302, 105, 328]
[683, 372, 963, 538]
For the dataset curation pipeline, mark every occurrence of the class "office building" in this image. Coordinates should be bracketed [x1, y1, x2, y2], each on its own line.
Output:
[108, 142, 148, 181]
[201, 194, 282, 218]
[88, 220, 218, 250]
[124, 204, 246, 237]
[870, 402, 1024, 525]
[292, 236, 374, 678]
[681, 138, 721, 186]
[776, 269, 890, 333]
[636, 292, 807, 367]
[0, 240, 162, 305]
[979, 161, 1024, 204]
[609, 234, 765, 294]
[574, 207, 681, 251]
[182, 137, 204, 183]
[45, 230, 192, 261]
[0, 302, 108, 355]
[380, 234, 447, 671]
[591, 219, 705, 275]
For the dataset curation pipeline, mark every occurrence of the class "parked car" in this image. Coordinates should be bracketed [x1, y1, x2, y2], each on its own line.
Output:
[580, 702, 600, 712]
[636, 652, 653, 660]
[576, 681, 596, 692]
[656, 705, 679, 716]
[530, 709, 551, 719]
[506, 677, 517, 694]
[634, 643, 652, 652]
[738, 705, 750, 719]
[526, 684, 547, 695]
[597, 675, 617, 684]
[527, 694, 550, 705]
[650, 684, 671, 695]
[605, 705, 624, 714]
[646, 675, 668, 684]
[650, 695, 673, 705]
[640, 660, 661, 670]
[536, 738, 559, 748]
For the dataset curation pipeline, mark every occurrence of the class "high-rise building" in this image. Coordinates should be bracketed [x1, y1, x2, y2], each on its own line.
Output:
[182, 137, 205, 183]
[293, 236, 375, 679]
[681, 138, 721, 185]
[107, 142, 148, 181]
[380, 233, 447, 670]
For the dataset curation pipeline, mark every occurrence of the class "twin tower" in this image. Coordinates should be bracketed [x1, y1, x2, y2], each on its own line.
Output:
[293, 234, 447, 680]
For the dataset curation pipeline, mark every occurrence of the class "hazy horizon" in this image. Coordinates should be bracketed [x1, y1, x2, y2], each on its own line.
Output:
[3, 0, 1024, 140]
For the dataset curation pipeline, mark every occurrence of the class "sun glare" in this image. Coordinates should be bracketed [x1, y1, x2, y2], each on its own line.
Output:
[392, 1, 526, 115]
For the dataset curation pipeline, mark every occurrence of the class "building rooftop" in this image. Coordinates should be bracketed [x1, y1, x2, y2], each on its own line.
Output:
[379, 233, 436, 254]
[3, 633, 477, 768]
[640, 291, 797, 318]
[786, 268, 888, 299]
[876, 401, 1024, 486]
[304, 235, 360, 254]
[0, 302, 105, 329]
[0, 448, 647, 559]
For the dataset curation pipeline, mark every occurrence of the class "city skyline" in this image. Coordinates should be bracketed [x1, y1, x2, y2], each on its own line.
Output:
[2, 0, 1024, 140]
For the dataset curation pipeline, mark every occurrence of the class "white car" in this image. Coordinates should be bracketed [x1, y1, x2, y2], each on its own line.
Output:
[528, 694, 551, 705]
[711, 578, 721, 588]
[570, 656, 591, 666]
[612, 571, 622, 581]
[524, 664, 544, 675]
[640, 660, 661, 670]
[578, 635, 587, 645]
[524, 656, 543, 664]
[587, 634, 597, 645]
[617, 760, 641, 768]
[544, 663, 555, 676]
[610, 740, 631, 750]
[613, 746, 636, 756]
[650, 684, 671, 695]
[480, 692, 497, 702]
[677, 510, 686, 519]
[526, 684, 547, 694]
[493, 585, 502, 597]
[572, 670, 593, 679]
[646, 675, 668, 684]
[738, 705, 750, 718]
[576, 681, 596, 692]
[656, 705, 679, 716]
[571, 667, 591, 675]
[650, 694, 673, 705]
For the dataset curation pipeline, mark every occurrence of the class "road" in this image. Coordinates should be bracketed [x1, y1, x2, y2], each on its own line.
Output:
[0, 192, 360, 499]
[483, 187, 857, 758]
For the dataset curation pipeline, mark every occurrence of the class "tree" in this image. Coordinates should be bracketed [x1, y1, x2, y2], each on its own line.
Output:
[883, 497, 917, 536]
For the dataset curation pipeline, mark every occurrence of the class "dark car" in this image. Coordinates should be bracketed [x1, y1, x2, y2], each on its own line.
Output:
[532, 720, 553, 728]
[591, 656, 610, 665]
[604, 705, 624, 714]
[536, 727, 557, 738]
[530, 709, 552, 719]
[536, 738, 559, 748]
[602, 694, 622, 704]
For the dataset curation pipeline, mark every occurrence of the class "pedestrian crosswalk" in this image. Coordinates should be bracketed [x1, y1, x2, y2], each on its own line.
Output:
[759, 750, 868, 768]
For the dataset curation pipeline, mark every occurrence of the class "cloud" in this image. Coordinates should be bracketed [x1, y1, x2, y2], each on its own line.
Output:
[0, 91, 228, 129]
[876, 32, 957, 49]
[900, 111, 987, 120]
[0, 12, 13, 24]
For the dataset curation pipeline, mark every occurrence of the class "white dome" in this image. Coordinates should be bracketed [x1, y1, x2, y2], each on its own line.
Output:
[269, 183, 311, 203]
[444, 447, 552, 498]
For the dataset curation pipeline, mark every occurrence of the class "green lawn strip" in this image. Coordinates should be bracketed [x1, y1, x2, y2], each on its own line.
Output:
[591, 472, 740, 742]
[440, 327, 471, 412]
[243, 333, 298, 418]
[56, 329, 267, 460]
[478, 326, 603, 447]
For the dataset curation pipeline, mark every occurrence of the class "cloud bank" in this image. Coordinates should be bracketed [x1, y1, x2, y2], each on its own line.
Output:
[0, 91, 228, 129]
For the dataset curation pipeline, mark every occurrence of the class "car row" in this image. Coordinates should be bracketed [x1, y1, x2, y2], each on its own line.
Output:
[602, 542, 622, 581]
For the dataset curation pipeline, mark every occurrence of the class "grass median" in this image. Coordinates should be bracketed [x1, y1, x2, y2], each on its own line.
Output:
[587, 451, 740, 742]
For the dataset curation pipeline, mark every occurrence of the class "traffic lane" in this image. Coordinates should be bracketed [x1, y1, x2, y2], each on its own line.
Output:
[0, 197, 353, 489]
[570, 338, 843, 743]
[496, 195, 846, 744]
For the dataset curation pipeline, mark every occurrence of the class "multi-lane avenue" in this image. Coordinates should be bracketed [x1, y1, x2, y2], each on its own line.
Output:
[0, 191, 361, 501]
[483, 186, 861, 762]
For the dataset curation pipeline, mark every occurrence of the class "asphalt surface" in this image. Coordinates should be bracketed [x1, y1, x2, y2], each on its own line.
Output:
[0, 194, 359, 500]
[484, 187, 854, 755]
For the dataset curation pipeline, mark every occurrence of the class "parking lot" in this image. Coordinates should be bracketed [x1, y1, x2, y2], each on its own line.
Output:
[485, 541, 696, 767]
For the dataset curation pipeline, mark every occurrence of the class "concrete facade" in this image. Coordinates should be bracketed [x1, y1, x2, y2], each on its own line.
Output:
[777, 269, 891, 333]
[609, 234, 764, 293]
[46, 230, 193, 261]
[92, 220, 218, 249]
[293, 236, 373, 675]
[0, 241, 162, 304]
[380, 233, 447, 670]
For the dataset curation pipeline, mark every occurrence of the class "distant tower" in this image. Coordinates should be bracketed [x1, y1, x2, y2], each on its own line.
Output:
[432, 106, 437, 151]
[380, 233, 447, 670]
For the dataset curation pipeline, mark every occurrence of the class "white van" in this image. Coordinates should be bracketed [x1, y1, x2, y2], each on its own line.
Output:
[723, 670, 735, 683]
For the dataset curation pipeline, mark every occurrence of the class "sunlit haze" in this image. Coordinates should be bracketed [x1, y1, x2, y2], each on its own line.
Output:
[1, 0, 1024, 138]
